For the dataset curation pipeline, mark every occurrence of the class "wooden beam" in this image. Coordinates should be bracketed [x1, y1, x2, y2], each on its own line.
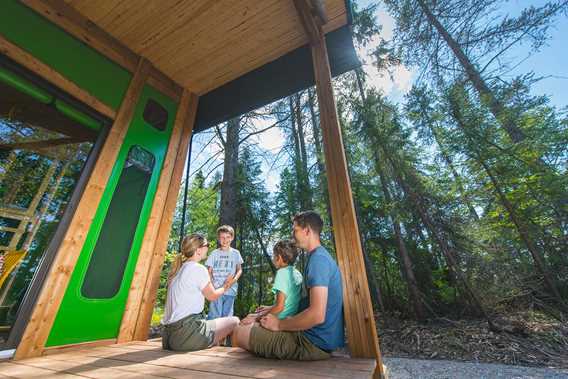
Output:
[292, 0, 323, 46]
[0, 137, 85, 151]
[14, 58, 152, 360]
[0, 33, 116, 119]
[20, 0, 183, 102]
[309, 0, 328, 25]
[43, 339, 117, 356]
[310, 28, 387, 379]
[132, 94, 199, 341]
[117, 89, 196, 343]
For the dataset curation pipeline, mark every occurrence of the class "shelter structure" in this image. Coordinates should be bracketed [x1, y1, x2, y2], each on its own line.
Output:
[0, 0, 385, 377]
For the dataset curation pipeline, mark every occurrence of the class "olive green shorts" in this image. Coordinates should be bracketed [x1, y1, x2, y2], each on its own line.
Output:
[162, 313, 216, 351]
[249, 324, 331, 360]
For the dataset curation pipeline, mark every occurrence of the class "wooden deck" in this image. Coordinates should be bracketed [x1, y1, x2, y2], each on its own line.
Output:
[0, 340, 376, 378]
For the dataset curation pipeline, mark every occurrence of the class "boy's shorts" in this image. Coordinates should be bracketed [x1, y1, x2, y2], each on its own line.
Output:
[208, 294, 235, 319]
[162, 313, 216, 351]
[249, 324, 331, 360]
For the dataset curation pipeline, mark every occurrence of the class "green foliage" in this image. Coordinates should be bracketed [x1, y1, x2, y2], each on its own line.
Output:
[153, 0, 567, 324]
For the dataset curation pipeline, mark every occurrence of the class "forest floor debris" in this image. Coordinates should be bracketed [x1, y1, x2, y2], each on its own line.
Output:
[377, 311, 568, 369]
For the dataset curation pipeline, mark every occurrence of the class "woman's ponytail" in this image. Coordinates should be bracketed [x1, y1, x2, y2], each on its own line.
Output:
[167, 233, 206, 286]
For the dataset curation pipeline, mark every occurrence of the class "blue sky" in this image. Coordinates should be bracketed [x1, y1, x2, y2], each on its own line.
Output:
[500, 0, 568, 108]
[189, 0, 568, 192]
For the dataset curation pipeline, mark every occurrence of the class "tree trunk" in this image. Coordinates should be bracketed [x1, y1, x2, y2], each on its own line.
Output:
[448, 96, 567, 309]
[356, 70, 425, 318]
[427, 123, 480, 221]
[307, 89, 327, 188]
[290, 94, 313, 211]
[416, 0, 526, 144]
[362, 242, 386, 313]
[252, 224, 277, 274]
[258, 255, 263, 306]
[376, 160, 426, 319]
[219, 117, 240, 228]
[386, 150, 492, 323]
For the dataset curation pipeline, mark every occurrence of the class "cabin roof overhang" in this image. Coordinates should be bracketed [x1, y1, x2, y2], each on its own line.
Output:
[43, 0, 359, 130]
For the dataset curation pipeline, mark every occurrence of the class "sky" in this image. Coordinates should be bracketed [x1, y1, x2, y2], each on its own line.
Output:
[188, 0, 568, 193]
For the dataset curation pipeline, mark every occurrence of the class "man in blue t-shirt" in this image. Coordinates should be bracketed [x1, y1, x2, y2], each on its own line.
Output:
[232, 211, 344, 360]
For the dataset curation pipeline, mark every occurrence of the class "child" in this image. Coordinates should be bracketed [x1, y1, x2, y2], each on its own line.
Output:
[242, 239, 303, 324]
[161, 233, 238, 351]
[206, 225, 243, 319]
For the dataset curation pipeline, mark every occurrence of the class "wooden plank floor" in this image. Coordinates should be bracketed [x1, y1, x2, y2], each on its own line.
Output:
[0, 340, 376, 378]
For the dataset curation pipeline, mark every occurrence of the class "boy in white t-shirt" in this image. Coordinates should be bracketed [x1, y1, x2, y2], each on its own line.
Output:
[206, 225, 243, 319]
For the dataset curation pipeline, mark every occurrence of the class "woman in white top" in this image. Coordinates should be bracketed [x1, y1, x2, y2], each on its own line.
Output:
[162, 233, 239, 351]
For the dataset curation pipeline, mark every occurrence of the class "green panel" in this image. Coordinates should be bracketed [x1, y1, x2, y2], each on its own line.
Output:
[0, 66, 52, 103]
[46, 86, 178, 346]
[0, 0, 131, 110]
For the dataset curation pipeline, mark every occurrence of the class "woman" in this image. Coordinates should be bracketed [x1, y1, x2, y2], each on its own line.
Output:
[162, 233, 239, 351]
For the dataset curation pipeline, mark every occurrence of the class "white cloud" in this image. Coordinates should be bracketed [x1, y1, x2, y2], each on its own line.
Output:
[250, 117, 285, 152]
[355, 6, 414, 100]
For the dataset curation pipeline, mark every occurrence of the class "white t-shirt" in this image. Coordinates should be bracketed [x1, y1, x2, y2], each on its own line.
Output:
[162, 261, 210, 325]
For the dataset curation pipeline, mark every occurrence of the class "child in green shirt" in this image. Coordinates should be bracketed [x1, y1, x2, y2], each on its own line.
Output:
[242, 240, 303, 323]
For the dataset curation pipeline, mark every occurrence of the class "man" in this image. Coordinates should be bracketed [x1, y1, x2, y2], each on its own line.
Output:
[232, 211, 344, 360]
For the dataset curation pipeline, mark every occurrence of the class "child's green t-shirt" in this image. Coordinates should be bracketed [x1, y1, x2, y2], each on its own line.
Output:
[272, 265, 303, 320]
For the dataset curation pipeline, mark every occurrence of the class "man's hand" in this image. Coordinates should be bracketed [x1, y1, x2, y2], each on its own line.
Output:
[240, 313, 260, 325]
[255, 305, 271, 315]
[260, 314, 280, 331]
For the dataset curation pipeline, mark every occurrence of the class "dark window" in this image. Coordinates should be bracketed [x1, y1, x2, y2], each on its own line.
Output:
[81, 145, 154, 299]
[0, 63, 103, 347]
[142, 98, 168, 131]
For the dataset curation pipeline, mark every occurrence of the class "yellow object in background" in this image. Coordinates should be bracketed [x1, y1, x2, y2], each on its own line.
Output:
[0, 250, 27, 289]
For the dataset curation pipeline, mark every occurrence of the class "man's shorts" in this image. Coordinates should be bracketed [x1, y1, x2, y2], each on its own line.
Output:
[162, 313, 216, 351]
[249, 324, 331, 360]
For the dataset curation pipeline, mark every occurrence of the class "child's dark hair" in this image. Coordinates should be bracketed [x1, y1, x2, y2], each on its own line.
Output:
[273, 240, 299, 265]
[293, 211, 323, 235]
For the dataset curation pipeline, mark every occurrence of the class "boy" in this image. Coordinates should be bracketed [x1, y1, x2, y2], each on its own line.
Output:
[206, 225, 243, 319]
[241, 240, 303, 324]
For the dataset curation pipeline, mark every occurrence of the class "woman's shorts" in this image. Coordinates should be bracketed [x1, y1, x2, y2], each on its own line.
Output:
[162, 313, 216, 351]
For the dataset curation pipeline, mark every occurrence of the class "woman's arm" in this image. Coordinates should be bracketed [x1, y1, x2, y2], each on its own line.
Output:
[201, 281, 226, 301]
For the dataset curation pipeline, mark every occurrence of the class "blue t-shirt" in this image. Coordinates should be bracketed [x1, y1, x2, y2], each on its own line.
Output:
[302, 246, 345, 351]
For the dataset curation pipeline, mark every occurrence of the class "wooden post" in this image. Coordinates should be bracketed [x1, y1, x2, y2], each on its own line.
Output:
[309, 17, 387, 379]
[132, 94, 199, 340]
[117, 90, 197, 343]
[14, 58, 152, 360]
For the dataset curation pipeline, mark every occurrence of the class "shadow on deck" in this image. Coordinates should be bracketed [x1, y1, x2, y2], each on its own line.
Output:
[0, 340, 376, 378]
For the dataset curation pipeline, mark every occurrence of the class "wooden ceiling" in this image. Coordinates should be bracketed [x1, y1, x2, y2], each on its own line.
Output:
[63, 0, 349, 96]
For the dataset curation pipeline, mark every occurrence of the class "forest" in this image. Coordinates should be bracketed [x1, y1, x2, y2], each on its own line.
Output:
[153, 0, 568, 367]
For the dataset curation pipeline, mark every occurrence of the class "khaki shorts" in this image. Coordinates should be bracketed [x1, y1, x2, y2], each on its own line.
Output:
[162, 314, 216, 351]
[249, 324, 331, 361]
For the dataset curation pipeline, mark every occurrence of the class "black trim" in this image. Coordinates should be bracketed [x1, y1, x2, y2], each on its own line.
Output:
[345, 0, 354, 25]
[195, 25, 360, 131]
[0, 56, 111, 350]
